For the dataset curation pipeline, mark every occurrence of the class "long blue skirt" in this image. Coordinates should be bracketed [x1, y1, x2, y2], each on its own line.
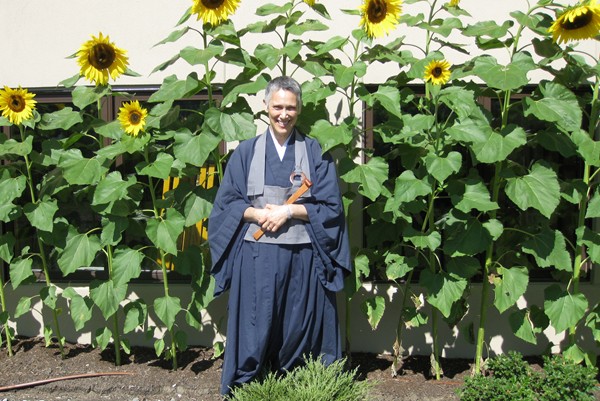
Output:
[220, 240, 341, 395]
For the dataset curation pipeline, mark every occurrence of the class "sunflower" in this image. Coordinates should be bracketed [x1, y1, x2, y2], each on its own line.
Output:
[548, 0, 600, 44]
[191, 0, 241, 26]
[0, 86, 37, 126]
[304, 0, 316, 6]
[77, 32, 129, 86]
[424, 59, 452, 85]
[118, 100, 148, 137]
[359, 0, 402, 39]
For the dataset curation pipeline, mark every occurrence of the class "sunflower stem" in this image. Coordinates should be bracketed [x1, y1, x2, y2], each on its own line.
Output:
[0, 270, 13, 357]
[18, 126, 65, 358]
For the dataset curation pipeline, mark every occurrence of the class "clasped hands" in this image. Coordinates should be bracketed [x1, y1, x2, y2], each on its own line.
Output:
[256, 204, 291, 233]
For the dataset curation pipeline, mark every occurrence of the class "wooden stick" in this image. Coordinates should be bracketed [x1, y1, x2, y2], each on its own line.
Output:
[0, 372, 133, 392]
[252, 178, 313, 240]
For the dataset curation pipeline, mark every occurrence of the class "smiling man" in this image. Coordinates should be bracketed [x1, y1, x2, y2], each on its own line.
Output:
[208, 76, 352, 395]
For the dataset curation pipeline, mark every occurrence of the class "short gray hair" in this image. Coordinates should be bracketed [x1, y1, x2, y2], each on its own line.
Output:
[264, 76, 302, 109]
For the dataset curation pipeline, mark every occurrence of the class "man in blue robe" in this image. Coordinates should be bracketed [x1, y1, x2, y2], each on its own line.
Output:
[208, 76, 352, 395]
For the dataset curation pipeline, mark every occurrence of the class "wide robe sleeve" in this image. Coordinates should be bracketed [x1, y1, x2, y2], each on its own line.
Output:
[302, 137, 352, 292]
[208, 139, 256, 296]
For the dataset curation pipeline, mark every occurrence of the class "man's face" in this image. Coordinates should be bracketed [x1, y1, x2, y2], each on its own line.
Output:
[265, 88, 299, 139]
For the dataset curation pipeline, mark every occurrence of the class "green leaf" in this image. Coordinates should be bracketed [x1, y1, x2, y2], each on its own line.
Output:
[371, 86, 402, 119]
[145, 208, 186, 255]
[0, 233, 16, 264]
[472, 53, 534, 90]
[308, 120, 353, 154]
[420, 269, 467, 318]
[577, 226, 600, 265]
[57, 232, 102, 276]
[9, 258, 34, 289]
[585, 188, 600, 218]
[23, 199, 58, 232]
[384, 253, 414, 281]
[221, 75, 269, 107]
[136, 153, 174, 179]
[444, 215, 491, 257]
[0, 174, 26, 203]
[509, 308, 537, 344]
[124, 300, 147, 333]
[180, 44, 224, 65]
[94, 327, 112, 351]
[493, 266, 529, 313]
[571, 129, 600, 167]
[92, 171, 137, 205]
[204, 108, 256, 142]
[522, 227, 572, 271]
[345, 254, 370, 299]
[148, 73, 203, 103]
[68, 294, 93, 331]
[40, 285, 57, 309]
[402, 227, 441, 251]
[153, 26, 190, 47]
[361, 296, 386, 330]
[71, 86, 110, 110]
[101, 216, 129, 246]
[523, 81, 582, 133]
[90, 280, 127, 319]
[340, 157, 388, 201]
[505, 162, 560, 218]
[59, 152, 106, 185]
[424, 151, 462, 183]
[0, 135, 33, 157]
[173, 129, 222, 167]
[392, 170, 431, 203]
[111, 246, 143, 286]
[287, 19, 328, 35]
[332, 62, 367, 88]
[154, 295, 181, 330]
[15, 296, 32, 318]
[544, 285, 588, 334]
[463, 20, 513, 38]
[38, 108, 83, 131]
[449, 176, 498, 213]
[254, 44, 282, 69]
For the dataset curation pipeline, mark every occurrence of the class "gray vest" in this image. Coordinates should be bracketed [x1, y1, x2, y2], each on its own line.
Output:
[244, 130, 311, 244]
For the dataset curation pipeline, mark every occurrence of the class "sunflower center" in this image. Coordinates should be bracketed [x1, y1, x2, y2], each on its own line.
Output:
[129, 111, 142, 125]
[89, 43, 117, 70]
[562, 10, 593, 30]
[201, 0, 225, 9]
[367, 0, 388, 23]
[9, 95, 26, 113]
[433, 67, 443, 78]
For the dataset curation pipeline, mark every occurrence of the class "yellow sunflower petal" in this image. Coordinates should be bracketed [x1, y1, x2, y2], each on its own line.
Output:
[118, 100, 148, 137]
[449, 0, 460, 7]
[304, 0, 316, 6]
[548, 0, 600, 44]
[424, 59, 452, 86]
[0, 86, 37, 126]
[191, 0, 241, 26]
[359, 0, 403, 39]
[77, 32, 129, 86]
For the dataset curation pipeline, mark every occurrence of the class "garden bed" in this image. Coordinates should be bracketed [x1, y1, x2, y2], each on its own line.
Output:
[0, 337, 596, 401]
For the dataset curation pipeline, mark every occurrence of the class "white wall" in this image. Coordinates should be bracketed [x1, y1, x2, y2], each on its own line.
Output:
[3, 0, 598, 88]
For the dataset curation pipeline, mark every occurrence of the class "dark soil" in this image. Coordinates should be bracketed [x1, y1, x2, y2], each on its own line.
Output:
[0, 337, 502, 401]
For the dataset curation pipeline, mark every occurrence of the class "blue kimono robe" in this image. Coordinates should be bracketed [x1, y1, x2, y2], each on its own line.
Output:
[208, 131, 352, 394]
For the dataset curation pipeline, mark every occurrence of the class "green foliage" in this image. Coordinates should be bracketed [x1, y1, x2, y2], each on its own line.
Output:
[227, 357, 373, 401]
[1, 0, 599, 379]
[458, 352, 599, 401]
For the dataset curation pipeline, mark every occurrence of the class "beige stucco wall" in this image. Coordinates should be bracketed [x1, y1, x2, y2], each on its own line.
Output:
[3, 0, 598, 88]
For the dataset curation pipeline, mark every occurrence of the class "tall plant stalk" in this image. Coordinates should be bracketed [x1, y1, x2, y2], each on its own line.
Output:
[19, 125, 65, 358]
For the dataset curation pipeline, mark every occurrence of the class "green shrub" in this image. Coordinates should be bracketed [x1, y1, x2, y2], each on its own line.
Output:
[458, 352, 598, 401]
[535, 355, 598, 401]
[226, 356, 373, 401]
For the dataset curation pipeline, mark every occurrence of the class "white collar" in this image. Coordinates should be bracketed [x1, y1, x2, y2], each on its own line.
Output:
[269, 129, 292, 161]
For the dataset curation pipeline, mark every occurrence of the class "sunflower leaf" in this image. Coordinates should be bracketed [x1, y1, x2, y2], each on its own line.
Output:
[57, 231, 102, 276]
[72, 86, 110, 110]
[154, 27, 190, 47]
[173, 128, 221, 167]
[145, 208, 186, 256]
[38, 108, 83, 131]
[340, 157, 389, 202]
